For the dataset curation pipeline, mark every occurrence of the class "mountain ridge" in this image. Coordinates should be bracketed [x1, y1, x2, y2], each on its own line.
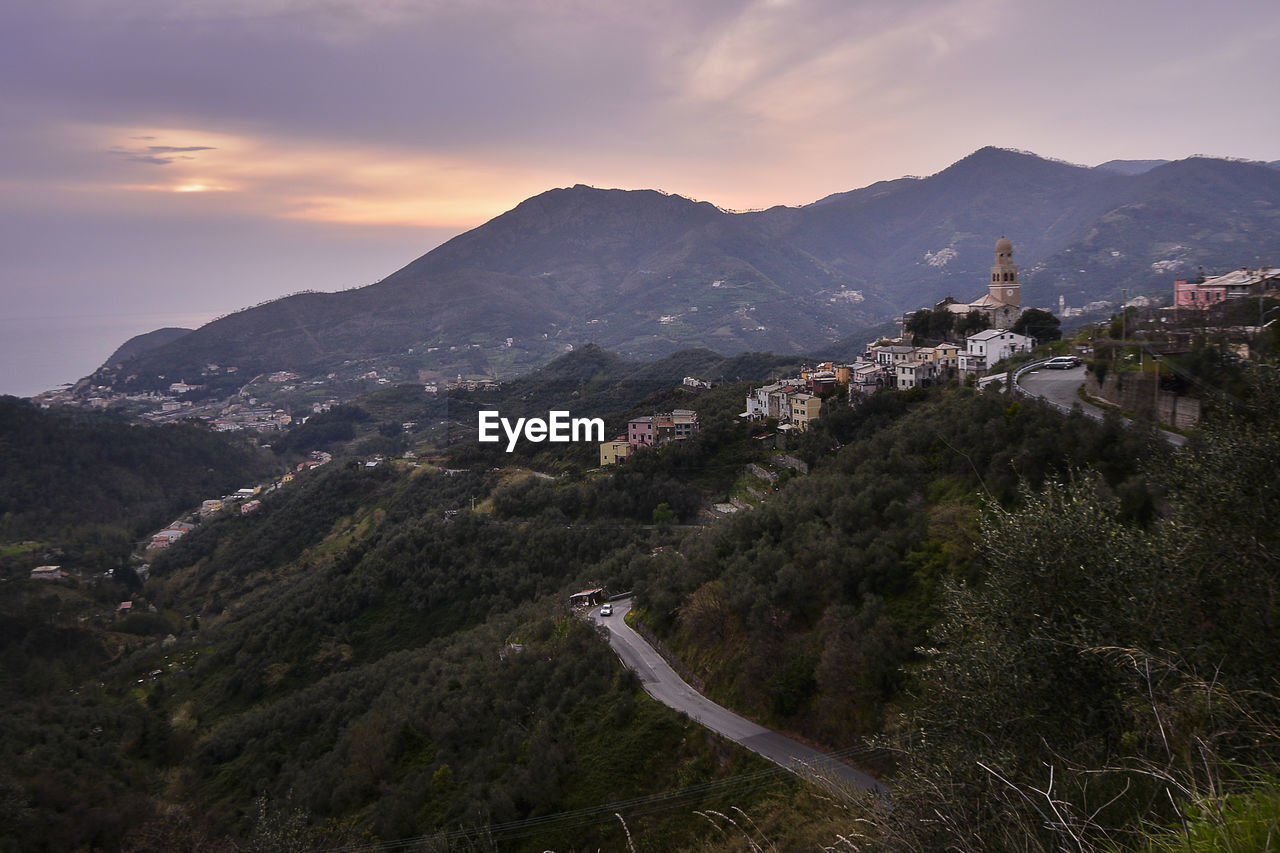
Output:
[96, 147, 1280, 393]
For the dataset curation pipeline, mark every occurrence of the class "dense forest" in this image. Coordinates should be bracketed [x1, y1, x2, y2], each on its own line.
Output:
[0, 397, 278, 567]
[1, 355, 1278, 851]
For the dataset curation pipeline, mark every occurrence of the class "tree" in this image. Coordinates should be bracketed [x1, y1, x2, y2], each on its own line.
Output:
[904, 307, 958, 344]
[903, 309, 932, 343]
[1011, 308, 1061, 342]
[885, 366, 1280, 851]
[955, 310, 991, 339]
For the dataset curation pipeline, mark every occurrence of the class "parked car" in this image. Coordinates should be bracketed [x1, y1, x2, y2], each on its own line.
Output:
[600, 604, 613, 617]
[1045, 356, 1081, 369]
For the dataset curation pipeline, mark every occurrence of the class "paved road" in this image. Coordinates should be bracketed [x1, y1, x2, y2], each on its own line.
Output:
[590, 599, 886, 795]
[1017, 363, 1188, 447]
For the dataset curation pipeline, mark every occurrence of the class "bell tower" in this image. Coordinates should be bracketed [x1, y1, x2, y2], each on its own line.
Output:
[989, 236, 1020, 307]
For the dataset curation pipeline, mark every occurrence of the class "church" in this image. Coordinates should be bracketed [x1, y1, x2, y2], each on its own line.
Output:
[965, 236, 1022, 328]
[905, 236, 1026, 341]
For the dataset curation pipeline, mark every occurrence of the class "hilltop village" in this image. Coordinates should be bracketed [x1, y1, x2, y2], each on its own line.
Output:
[597, 238, 1279, 463]
[600, 238, 1048, 461]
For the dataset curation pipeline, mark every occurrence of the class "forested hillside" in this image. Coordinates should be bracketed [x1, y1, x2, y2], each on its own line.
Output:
[0, 396, 277, 567]
[639, 389, 1165, 749]
[2, 363, 1278, 851]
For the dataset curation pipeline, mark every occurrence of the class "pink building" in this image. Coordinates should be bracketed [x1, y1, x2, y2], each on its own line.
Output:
[627, 410, 698, 449]
[1175, 267, 1280, 309]
[627, 416, 656, 447]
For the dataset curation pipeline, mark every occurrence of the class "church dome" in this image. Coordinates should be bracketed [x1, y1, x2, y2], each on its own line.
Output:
[995, 236, 1013, 254]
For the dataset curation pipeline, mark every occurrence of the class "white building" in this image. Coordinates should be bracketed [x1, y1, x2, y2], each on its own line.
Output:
[959, 329, 1033, 374]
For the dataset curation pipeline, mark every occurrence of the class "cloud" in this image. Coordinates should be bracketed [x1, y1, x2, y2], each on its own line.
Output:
[110, 141, 218, 166]
[90, 124, 569, 227]
[148, 145, 216, 154]
[6, 0, 1280, 222]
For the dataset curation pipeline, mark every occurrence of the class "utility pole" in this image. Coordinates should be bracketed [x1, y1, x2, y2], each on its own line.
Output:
[1120, 289, 1128, 343]
[1152, 354, 1160, 421]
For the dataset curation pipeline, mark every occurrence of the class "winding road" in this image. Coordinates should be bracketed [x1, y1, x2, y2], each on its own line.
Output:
[589, 599, 886, 795]
[1016, 361, 1188, 447]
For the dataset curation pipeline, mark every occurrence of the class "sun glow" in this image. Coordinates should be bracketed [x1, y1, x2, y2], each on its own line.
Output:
[98, 125, 564, 228]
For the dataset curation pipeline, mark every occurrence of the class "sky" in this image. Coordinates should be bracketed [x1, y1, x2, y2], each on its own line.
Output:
[3, 0, 1279, 396]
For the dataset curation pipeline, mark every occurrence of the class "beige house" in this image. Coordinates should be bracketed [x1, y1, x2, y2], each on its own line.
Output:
[896, 357, 936, 389]
[599, 439, 632, 466]
[849, 361, 887, 396]
[932, 342, 960, 371]
[789, 392, 822, 431]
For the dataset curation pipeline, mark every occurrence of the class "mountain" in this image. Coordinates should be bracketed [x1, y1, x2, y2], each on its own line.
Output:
[107, 186, 864, 387]
[1095, 159, 1171, 175]
[102, 326, 192, 367]
[1029, 157, 1280, 305]
[751, 147, 1128, 306]
[99, 148, 1280, 391]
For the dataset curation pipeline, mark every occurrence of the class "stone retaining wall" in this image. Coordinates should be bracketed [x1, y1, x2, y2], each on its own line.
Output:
[1087, 373, 1201, 430]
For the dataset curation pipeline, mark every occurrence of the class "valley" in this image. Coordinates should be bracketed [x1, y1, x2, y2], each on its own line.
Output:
[4, 146, 1280, 851]
[6, 332, 1279, 849]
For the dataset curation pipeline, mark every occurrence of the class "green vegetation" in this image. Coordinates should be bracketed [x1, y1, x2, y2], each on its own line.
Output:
[903, 304, 991, 344]
[868, 367, 1280, 851]
[1119, 783, 1280, 853]
[638, 386, 1162, 752]
[3, 352, 1280, 851]
[0, 396, 278, 567]
[1011, 306, 1062, 341]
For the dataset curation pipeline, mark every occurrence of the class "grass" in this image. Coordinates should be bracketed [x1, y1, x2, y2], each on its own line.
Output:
[1110, 781, 1280, 852]
[0, 540, 47, 559]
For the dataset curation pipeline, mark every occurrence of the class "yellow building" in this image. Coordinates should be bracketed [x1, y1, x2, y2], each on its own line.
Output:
[789, 392, 822, 431]
[599, 440, 632, 466]
[933, 342, 960, 371]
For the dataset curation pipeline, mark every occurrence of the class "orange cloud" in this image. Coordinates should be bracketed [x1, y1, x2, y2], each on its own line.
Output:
[94, 125, 566, 228]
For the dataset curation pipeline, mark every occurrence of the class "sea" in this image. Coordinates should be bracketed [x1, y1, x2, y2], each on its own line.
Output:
[0, 311, 220, 399]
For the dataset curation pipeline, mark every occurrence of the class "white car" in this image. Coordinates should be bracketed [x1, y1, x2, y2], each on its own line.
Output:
[1044, 356, 1081, 369]
[599, 604, 613, 617]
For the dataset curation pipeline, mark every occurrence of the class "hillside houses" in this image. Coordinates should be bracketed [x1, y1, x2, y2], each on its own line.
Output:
[744, 329, 1032, 427]
[744, 364, 847, 429]
[30, 565, 68, 581]
[600, 409, 700, 465]
[150, 521, 196, 549]
[745, 381, 803, 421]
[872, 332, 1029, 387]
[599, 439, 631, 466]
[627, 410, 699, 448]
[1174, 266, 1280, 309]
[143, 452, 331, 556]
